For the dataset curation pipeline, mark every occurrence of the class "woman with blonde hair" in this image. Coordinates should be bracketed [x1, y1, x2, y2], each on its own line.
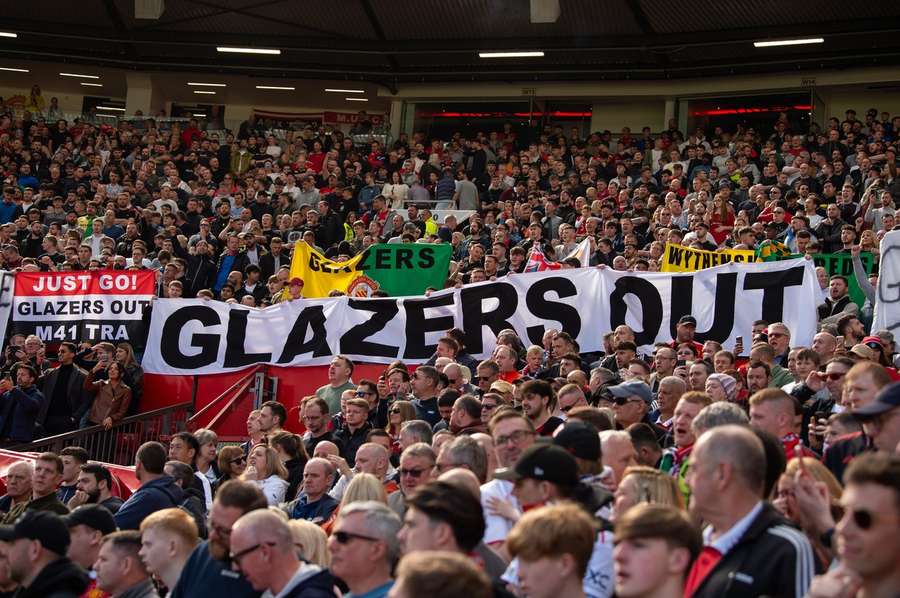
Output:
[773, 457, 843, 569]
[341, 472, 388, 506]
[288, 520, 331, 567]
[612, 465, 683, 520]
[242, 443, 289, 505]
[322, 472, 388, 535]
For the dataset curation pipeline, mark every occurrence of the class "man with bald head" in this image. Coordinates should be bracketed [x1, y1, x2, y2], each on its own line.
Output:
[327, 443, 395, 501]
[685, 425, 815, 597]
[285, 458, 339, 524]
[312, 440, 339, 459]
[811, 331, 837, 362]
[231, 509, 334, 595]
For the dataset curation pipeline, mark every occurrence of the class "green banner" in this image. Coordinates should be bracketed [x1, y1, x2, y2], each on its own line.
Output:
[358, 243, 453, 297]
[813, 252, 875, 308]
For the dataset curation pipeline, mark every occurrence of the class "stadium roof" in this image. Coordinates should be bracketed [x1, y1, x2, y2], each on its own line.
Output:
[3, 0, 900, 92]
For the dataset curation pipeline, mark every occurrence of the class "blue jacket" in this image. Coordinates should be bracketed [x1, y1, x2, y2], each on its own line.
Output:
[0, 385, 45, 442]
[114, 475, 184, 530]
[171, 541, 260, 598]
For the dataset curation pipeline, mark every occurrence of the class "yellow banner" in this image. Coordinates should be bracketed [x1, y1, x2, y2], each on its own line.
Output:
[288, 241, 366, 298]
[660, 242, 757, 272]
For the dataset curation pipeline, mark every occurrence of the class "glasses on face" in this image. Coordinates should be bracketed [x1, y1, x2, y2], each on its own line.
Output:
[476, 376, 493, 381]
[355, 391, 373, 398]
[768, 332, 786, 338]
[332, 530, 381, 544]
[848, 509, 874, 530]
[826, 372, 846, 381]
[482, 403, 497, 411]
[389, 408, 402, 415]
[399, 467, 427, 478]
[494, 429, 534, 446]
[207, 517, 232, 539]
[230, 541, 275, 565]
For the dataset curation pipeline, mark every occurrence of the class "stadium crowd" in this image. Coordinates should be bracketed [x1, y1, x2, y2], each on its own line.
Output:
[0, 97, 897, 597]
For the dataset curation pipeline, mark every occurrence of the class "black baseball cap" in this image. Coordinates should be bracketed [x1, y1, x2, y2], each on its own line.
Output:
[65, 504, 117, 535]
[493, 444, 579, 487]
[853, 381, 900, 419]
[0, 511, 70, 555]
[677, 315, 697, 327]
[553, 420, 601, 461]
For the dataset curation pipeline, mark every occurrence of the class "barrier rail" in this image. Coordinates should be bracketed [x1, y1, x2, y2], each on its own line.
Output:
[8, 402, 193, 466]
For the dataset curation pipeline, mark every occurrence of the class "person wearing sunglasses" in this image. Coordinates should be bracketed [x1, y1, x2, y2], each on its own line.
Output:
[327, 501, 401, 598]
[230, 509, 335, 596]
[806, 453, 900, 598]
[608, 379, 653, 430]
[216, 445, 248, 487]
[387, 443, 435, 520]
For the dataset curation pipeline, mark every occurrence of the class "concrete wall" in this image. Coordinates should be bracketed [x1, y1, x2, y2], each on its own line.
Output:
[590, 99, 667, 133]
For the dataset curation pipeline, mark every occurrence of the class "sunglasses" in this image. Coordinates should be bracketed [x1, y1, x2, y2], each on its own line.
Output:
[399, 468, 427, 478]
[332, 530, 380, 545]
[229, 456, 247, 465]
[849, 509, 874, 530]
[826, 373, 846, 381]
[354, 391, 373, 397]
[389, 409, 402, 415]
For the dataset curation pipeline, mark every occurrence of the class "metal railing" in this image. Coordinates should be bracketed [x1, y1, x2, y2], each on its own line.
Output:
[8, 402, 193, 466]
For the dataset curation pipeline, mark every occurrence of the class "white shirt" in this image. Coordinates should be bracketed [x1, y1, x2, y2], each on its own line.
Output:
[480, 478, 518, 545]
[704, 500, 764, 555]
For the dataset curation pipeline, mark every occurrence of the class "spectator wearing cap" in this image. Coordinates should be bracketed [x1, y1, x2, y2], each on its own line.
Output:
[684, 425, 815, 598]
[609, 379, 653, 430]
[94, 531, 158, 598]
[852, 381, 900, 453]
[704, 373, 736, 403]
[0, 511, 88, 596]
[519, 379, 563, 437]
[553, 420, 614, 507]
[64, 504, 116, 591]
[494, 444, 614, 597]
[670, 316, 704, 356]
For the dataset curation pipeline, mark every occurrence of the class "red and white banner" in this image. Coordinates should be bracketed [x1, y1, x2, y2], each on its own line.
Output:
[11, 271, 156, 345]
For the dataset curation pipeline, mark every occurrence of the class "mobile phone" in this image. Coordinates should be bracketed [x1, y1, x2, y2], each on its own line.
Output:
[676, 360, 686, 368]
[813, 411, 827, 439]
[736, 335, 744, 345]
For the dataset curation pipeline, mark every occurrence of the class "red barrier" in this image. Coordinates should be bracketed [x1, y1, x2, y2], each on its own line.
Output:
[0, 449, 138, 497]
[143, 363, 393, 439]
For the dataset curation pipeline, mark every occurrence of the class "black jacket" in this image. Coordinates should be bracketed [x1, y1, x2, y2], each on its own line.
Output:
[15, 557, 88, 598]
[37, 364, 89, 425]
[279, 567, 335, 598]
[690, 503, 817, 598]
[333, 423, 372, 467]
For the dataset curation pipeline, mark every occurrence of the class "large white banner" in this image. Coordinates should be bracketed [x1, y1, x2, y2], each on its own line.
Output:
[142, 259, 822, 375]
[873, 229, 900, 334]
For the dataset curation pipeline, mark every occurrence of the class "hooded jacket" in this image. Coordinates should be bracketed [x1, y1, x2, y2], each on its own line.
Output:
[16, 557, 88, 598]
[276, 564, 335, 598]
[114, 475, 184, 530]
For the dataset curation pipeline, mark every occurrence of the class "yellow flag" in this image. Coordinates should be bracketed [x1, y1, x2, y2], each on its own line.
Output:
[660, 242, 757, 273]
[288, 241, 366, 298]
